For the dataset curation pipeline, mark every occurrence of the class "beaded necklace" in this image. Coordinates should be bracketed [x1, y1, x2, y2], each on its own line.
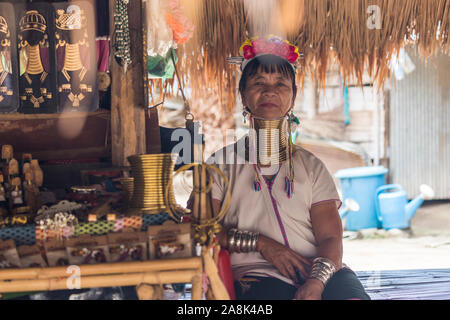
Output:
[114, 0, 132, 72]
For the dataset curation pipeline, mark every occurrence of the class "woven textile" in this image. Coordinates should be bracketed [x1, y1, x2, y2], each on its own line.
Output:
[0, 225, 36, 246]
[114, 217, 125, 232]
[74, 221, 114, 237]
[123, 216, 143, 231]
[141, 213, 172, 231]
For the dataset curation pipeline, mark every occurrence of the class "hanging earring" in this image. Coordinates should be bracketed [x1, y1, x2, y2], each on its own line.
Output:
[289, 110, 300, 133]
[248, 114, 262, 192]
[242, 108, 249, 124]
[284, 111, 295, 198]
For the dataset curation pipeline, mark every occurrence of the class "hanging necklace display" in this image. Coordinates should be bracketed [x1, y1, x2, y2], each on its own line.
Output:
[16, 3, 57, 114]
[114, 0, 132, 72]
[0, 3, 19, 113]
[165, 163, 231, 247]
[163, 52, 231, 248]
[54, 2, 98, 112]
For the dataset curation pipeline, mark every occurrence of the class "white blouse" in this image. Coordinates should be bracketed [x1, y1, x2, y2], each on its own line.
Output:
[208, 139, 341, 285]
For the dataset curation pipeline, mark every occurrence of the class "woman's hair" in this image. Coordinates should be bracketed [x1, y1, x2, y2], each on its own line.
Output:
[238, 55, 297, 98]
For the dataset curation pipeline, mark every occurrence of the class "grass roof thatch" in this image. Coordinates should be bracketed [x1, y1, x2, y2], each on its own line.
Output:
[165, 0, 449, 106]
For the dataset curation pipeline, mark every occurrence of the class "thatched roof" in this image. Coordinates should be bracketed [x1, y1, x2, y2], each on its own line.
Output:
[175, 0, 449, 104]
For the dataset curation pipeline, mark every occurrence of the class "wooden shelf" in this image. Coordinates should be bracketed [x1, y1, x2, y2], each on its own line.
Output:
[0, 109, 110, 121]
[0, 109, 111, 161]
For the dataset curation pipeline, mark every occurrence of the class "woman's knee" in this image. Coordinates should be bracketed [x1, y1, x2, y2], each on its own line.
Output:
[321, 268, 371, 300]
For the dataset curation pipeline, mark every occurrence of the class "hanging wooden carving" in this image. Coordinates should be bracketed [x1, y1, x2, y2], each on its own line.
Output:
[16, 3, 57, 114]
[53, 1, 98, 112]
[0, 3, 19, 113]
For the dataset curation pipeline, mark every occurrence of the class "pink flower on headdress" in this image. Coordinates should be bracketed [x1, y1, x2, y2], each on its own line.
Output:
[238, 36, 300, 65]
[278, 42, 291, 59]
[253, 38, 267, 55]
[265, 42, 278, 55]
[288, 52, 299, 63]
[242, 45, 255, 60]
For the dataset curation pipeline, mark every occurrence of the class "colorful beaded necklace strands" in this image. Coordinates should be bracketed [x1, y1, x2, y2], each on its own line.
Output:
[114, 0, 132, 72]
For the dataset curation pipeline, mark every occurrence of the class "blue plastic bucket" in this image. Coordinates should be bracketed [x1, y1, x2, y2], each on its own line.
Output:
[334, 166, 389, 231]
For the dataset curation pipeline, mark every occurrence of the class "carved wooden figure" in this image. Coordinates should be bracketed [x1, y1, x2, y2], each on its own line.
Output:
[23, 171, 41, 215]
[1, 145, 13, 163]
[0, 173, 7, 217]
[30, 159, 43, 188]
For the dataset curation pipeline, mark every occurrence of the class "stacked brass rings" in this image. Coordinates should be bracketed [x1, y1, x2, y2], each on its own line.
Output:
[249, 118, 288, 165]
[127, 154, 179, 214]
[119, 177, 134, 210]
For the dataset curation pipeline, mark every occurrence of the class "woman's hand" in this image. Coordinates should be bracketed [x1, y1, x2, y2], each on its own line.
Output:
[257, 235, 312, 283]
[294, 279, 324, 300]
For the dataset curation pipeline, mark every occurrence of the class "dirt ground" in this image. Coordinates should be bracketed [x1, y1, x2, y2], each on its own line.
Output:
[343, 201, 450, 271]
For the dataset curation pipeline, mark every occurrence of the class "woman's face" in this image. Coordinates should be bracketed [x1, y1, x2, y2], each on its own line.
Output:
[242, 70, 295, 120]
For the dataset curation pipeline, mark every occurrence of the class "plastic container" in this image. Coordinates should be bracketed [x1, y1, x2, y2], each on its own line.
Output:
[334, 166, 388, 231]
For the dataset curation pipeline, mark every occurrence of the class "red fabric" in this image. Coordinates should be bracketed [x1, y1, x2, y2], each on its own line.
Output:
[56, 46, 65, 72]
[96, 40, 110, 72]
[217, 249, 236, 300]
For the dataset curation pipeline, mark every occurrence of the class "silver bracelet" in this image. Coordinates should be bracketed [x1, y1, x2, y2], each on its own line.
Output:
[240, 231, 248, 253]
[227, 228, 260, 253]
[251, 232, 259, 252]
[227, 228, 237, 252]
[247, 232, 254, 252]
[308, 257, 337, 286]
[234, 231, 243, 253]
[245, 231, 253, 252]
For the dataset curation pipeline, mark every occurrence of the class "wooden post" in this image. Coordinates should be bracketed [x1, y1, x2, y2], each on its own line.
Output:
[109, 0, 147, 167]
[146, 108, 162, 154]
[143, 0, 162, 155]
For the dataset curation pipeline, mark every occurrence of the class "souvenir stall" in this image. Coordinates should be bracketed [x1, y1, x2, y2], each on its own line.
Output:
[0, 0, 232, 300]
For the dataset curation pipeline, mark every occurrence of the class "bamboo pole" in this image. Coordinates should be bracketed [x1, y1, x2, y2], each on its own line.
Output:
[202, 249, 230, 300]
[136, 284, 164, 300]
[0, 257, 202, 281]
[136, 284, 156, 300]
[193, 166, 200, 221]
[200, 165, 208, 220]
[0, 270, 200, 293]
[191, 274, 203, 300]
